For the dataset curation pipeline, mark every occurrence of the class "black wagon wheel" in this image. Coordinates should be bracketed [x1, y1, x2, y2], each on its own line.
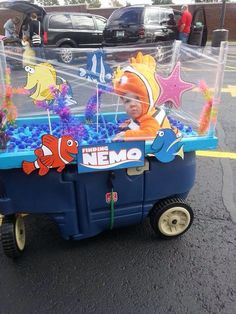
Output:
[150, 198, 194, 239]
[1, 215, 26, 258]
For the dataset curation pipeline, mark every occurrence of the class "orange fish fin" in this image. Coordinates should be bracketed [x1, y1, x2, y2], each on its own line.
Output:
[40, 155, 55, 167]
[22, 161, 35, 175]
[42, 134, 58, 146]
[34, 148, 43, 158]
[57, 165, 65, 172]
[38, 166, 49, 176]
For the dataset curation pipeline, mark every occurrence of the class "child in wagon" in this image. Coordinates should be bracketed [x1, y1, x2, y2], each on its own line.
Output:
[113, 52, 171, 141]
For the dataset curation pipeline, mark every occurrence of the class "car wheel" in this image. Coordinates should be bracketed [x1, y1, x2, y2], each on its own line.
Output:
[1, 215, 26, 258]
[59, 44, 74, 64]
[150, 198, 194, 239]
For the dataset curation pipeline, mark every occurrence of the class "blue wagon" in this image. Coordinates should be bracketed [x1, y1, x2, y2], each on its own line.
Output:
[0, 41, 228, 258]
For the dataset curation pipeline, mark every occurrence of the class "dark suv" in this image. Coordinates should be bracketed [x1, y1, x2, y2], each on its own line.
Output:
[0, 1, 107, 63]
[103, 4, 207, 49]
[103, 5, 181, 46]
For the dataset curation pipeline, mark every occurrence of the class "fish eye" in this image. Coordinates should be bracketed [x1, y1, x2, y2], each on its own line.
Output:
[158, 131, 164, 137]
[25, 66, 35, 73]
[67, 139, 73, 146]
[75, 141, 78, 147]
[24, 65, 30, 72]
[29, 67, 35, 74]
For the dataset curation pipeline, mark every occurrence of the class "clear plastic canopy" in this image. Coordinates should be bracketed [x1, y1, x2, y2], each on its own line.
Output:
[0, 40, 228, 153]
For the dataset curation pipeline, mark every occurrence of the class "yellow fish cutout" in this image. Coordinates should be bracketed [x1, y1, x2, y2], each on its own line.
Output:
[24, 63, 61, 102]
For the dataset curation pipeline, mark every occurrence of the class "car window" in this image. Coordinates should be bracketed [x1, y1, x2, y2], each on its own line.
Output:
[95, 17, 106, 31]
[144, 7, 172, 25]
[71, 15, 95, 30]
[192, 9, 206, 26]
[107, 7, 142, 26]
[49, 14, 72, 29]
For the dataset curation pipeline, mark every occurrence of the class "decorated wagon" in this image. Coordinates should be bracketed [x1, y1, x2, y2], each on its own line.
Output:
[0, 40, 228, 258]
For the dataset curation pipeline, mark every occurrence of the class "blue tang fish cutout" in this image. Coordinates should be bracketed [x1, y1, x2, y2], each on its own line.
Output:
[78, 49, 112, 86]
[151, 128, 184, 163]
[57, 76, 77, 106]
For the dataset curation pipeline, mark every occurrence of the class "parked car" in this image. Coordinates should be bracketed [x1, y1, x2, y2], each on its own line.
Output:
[103, 5, 181, 46]
[103, 5, 207, 58]
[0, 1, 107, 64]
[42, 12, 107, 63]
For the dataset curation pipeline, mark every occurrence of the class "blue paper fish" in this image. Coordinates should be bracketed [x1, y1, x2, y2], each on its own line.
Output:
[58, 76, 77, 106]
[151, 128, 184, 163]
[78, 49, 112, 86]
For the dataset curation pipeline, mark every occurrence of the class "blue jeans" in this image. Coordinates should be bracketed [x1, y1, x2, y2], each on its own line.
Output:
[32, 45, 45, 62]
[179, 32, 189, 44]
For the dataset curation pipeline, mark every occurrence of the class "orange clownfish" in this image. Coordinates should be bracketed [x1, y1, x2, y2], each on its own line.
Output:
[22, 134, 78, 176]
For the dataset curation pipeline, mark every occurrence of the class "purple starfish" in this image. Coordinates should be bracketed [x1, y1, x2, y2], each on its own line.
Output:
[156, 62, 195, 109]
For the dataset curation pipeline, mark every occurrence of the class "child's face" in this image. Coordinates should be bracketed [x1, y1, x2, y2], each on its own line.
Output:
[121, 92, 142, 120]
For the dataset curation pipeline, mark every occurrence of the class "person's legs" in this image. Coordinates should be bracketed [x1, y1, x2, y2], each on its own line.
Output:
[179, 32, 189, 43]
[38, 46, 45, 60]
[32, 45, 45, 62]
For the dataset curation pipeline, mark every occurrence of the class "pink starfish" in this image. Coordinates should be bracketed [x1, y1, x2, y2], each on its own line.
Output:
[156, 62, 195, 109]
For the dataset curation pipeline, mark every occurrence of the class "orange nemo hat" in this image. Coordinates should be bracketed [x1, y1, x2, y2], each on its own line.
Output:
[113, 52, 160, 116]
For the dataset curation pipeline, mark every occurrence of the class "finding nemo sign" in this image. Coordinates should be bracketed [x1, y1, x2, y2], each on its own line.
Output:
[77, 142, 145, 173]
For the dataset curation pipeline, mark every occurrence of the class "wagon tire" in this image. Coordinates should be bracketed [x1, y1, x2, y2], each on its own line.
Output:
[1, 215, 26, 258]
[150, 198, 194, 239]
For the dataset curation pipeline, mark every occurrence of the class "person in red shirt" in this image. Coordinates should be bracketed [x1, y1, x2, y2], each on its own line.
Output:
[178, 5, 192, 43]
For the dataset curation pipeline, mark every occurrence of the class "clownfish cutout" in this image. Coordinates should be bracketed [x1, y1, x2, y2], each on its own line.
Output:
[151, 129, 184, 163]
[22, 134, 78, 176]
